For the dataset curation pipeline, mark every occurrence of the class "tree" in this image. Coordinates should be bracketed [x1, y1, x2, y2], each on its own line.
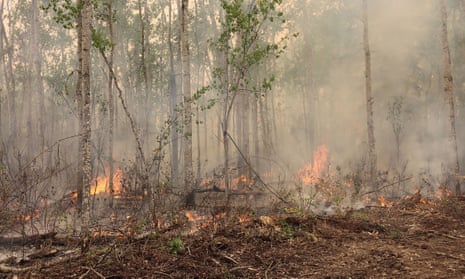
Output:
[166, 0, 180, 189]
[0, 0, 17, 145]
[79, 0, 92, 253]
[440, 0, 461, 195]
[181, 0, 194, 191]
[387, 96, 404, 166]
[106, 0, 115, 209]
[31, 0, 46, 161]
[362, 0, 377, 189]
[214, 0, 287, 197]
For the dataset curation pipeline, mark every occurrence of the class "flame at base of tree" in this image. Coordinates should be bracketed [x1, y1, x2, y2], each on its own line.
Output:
[297, 145, 329, 185]
[91, 168, 123, 196]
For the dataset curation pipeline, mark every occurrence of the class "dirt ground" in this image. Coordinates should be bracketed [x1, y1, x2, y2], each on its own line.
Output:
[2, 195, 465, 279]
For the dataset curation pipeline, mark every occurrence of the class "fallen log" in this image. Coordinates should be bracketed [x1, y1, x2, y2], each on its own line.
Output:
[0, 232, 57, 247]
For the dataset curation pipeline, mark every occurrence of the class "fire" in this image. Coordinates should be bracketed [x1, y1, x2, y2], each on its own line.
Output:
[185, 210, 207, 222]
[420, 198, 436, 206]
[237, 212, 252, 223]
[297, 145, 329, 185]
[231, 174, 251, 189]
[91, 168, 123, 196]
[378, 195, 393, 207]
[435, 187, 451, 200]
[22, 209, 41, 222]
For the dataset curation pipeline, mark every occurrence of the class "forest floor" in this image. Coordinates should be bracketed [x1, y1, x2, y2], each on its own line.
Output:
[1, 193, 465, 278]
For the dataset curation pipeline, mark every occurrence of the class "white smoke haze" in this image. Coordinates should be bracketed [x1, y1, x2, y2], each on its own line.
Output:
[0, 0, 464, 220]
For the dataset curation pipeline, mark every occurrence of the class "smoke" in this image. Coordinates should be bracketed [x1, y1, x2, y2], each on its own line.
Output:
[270, 0, 461, 189]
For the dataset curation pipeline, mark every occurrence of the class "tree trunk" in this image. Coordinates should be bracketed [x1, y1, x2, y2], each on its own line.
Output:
[362, 0, 377, 188]
[0, 0, 17, 145]
[167, 1, 179, 189]
[181, 0, 193, 191]
[80, 0, 92, 253]
[76, 9, 84, 208]
[440, 0, 461, 195]
[32, 0, 45, 162]
[107, 0, 115, 209]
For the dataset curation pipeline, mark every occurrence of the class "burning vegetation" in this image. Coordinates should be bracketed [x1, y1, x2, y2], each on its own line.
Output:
[2, 0, 465, 277]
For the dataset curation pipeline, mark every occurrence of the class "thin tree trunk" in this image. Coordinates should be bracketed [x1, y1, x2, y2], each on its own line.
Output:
[167, 1, 179, 189]
[194, 0, 202, 180]
[76, 9, 84, 208]
[32, 0, 45, 162]
[440, 0, 461, 195]
[0, 0, 16, 144]
[181, 0, 193, 190]
[362, 0, 377, 188]
[25, 67, 33, 158]
[107, 0, 115, 209]
[80, 0, 92, 253]
[252, 90, 259, 170]
[223, 49, 231, 197]
[242, 91, 250, 177]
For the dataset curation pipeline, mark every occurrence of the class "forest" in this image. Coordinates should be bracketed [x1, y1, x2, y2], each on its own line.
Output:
[1, 0, 465, 278]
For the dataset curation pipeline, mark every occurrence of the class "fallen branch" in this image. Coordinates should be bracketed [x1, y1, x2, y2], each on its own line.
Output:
[153, 271, 174, 278]
[226, 132, 291, 205]
[28, 248, 58, 259]
[0, 232, 57, 246]
[229, 265, 257, 272]
[264, 261, 275, 279]
[434, 251, 465, 261]
[220, 253, 239, 265]
[98, 49, 146, 165]
[0, 264, 30, 273]
[79, 266, 105, 279]
[0, 248, 80, 274]
[360, 176, 413, 196]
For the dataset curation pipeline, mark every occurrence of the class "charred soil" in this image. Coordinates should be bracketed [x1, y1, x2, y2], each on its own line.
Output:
[2, 197, 465, 279]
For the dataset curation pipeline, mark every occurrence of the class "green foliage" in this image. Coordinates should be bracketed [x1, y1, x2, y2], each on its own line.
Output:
[41, 0, 82, 29]
[91, 29, 113, 53]
[168, 237, 185, 255]
[388, 229, 403, 239]
[214, 0, 288, 94]
[277, 220, 295, 239]
[43, 0, 114, 55]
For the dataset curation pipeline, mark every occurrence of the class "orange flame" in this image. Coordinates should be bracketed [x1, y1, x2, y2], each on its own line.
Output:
[91, 168, 123, 196]
[185, 210, 207, 222]
[297, 145, 328, 185]
[22, 209, 41, 222]
[378, 195, 393, 207]
[231, 174, 250, 189]
[435, 187, 451, 200]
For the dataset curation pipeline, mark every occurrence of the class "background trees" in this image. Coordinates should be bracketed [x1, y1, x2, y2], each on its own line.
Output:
[0, 0, 464, 243]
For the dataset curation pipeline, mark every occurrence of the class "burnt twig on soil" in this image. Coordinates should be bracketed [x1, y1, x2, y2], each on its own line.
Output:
[434, 251, 465, 261]
[221, 252, 239, 264]
[79, 266, 105, 279]
[264, 261, 275, 279]
[229, 265, 258, 272]
[153, 271, 174, 278]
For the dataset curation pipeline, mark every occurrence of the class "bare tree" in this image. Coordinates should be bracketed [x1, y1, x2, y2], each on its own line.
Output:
[80, 0, 92, 253]
[107, 0, 115, 208]
[440, 0, 461, 195]
[181, 0, 194, 190]
[0, 0, 17, 144]
[167, 0, 180, 189]
[362, 0, 377, 188]
[31, 0, 46, 160]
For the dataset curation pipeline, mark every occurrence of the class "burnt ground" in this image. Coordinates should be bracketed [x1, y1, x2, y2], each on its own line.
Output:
[2, 196, 465, 279]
